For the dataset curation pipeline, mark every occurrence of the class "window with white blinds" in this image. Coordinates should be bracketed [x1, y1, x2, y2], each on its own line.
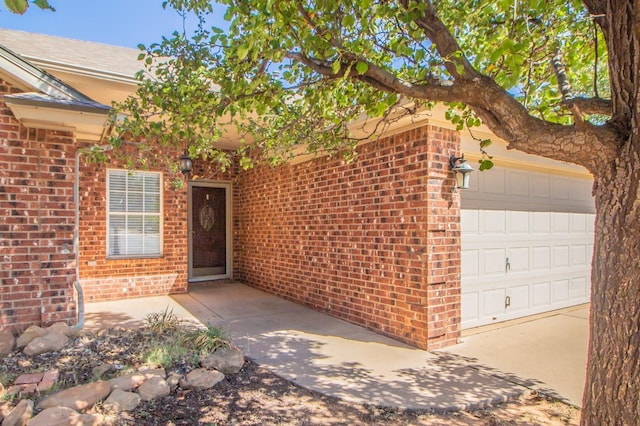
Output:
[107, 170, 162, 257]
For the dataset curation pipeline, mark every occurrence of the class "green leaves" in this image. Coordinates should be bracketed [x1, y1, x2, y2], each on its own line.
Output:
[356, 62, 368, 74]
[236, 44, 250, 60]
[331, 59, 342, 75]
[479, 158, 494, 171]
[4, 0, 54, 13]
[32, 0, 53, 10]
[4, 0, 28, 14]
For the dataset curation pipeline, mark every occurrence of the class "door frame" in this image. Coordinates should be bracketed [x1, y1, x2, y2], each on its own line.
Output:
[187, 181, 233, 282]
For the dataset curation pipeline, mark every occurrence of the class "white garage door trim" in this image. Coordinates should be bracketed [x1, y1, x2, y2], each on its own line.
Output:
[461, 164, 594, 329]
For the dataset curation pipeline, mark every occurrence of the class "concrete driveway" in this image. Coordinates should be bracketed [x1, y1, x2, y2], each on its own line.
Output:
[85, 283, 588, 409]
[441, 305, 589, 407]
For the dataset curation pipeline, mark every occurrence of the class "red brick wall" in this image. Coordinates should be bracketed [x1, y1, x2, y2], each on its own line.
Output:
[235, 125, 461, 349]
[0, 79, 77, 332]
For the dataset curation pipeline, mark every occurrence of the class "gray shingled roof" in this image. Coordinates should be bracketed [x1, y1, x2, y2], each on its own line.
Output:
[0, 28, 144, 80]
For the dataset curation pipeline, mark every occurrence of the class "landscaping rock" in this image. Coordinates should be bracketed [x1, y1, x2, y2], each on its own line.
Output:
[23, 333, 69, 356]
[139, 368, 166, 379]
[13, 372, 44, 386]
[28, 407, 102, 426]
[137, 376, 170, 401]
[102, 389, 141, 413]
[45, 322, 74, 337]
[0, 329, 15, 354]
[201, 344, 245, 374]
[37, 369, 60, 392]
[0, 398, 8, 420]
[91, 363, 114, 378]
[8, 370, 59, 396]
[2, 399, 33, 426]
[15, 326, 47, 349]
[108, 372, 146, 391]
[166, 372, 182, 390]
[36, 380, 111, 411]
[179, 368, 224, 391]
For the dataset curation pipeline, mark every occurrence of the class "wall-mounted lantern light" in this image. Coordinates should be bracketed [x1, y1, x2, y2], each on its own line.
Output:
[449, 154, 474, 190]
[179, 149, 193, 175]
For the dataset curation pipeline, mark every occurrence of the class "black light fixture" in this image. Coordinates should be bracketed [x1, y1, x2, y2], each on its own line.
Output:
[179, 149, 193, 175]
[449, 154, 474, 189]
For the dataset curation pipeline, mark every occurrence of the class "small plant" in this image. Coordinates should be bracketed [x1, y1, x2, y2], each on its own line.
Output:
[143, 341, 188, 369]
[145, 307, 182, 334]
[0, 388, 18, 403]
[0, 374, 18, 403]
[181, 324, 229, 354]
[0, 371, 16, 388]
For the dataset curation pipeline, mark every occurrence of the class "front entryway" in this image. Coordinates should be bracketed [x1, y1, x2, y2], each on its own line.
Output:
[188, 182, 232, 281]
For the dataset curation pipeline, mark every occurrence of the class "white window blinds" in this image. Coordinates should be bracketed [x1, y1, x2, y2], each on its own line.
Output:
[107, 170, 162, 257]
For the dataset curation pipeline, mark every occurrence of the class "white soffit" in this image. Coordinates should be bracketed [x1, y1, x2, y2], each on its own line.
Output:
[5, 101, 109, 141]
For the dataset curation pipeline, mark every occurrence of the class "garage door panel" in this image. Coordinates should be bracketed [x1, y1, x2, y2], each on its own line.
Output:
[508, 247, 529, 272]
[532, 212, 551, 233]
[461, 249, 479, 278]
[532, 282, 551, 306]
[570, 180, 590, 201]
[481, 210, 506, 234]
[461, 210, 479, 234]
[531, 174, 550, 198]
[570, 277, 588, 299]
[461, 292, 479, 325]
[552, 246, 570, 268]
[551, 279, 570, 303]
[483, 289, 506, 316]
[571, 245, 588, 266]
[532, 246, 551, 270]
[552, 212, 570, 233]
[482, 168, 506, 194]
[507, 211, 529, 233]
[551, 177, 570, 200]
[508, 172, 529, 197]
[507, 285, 529, 311]
[570, 214, 587, 233]
[483, 248, 507, 275]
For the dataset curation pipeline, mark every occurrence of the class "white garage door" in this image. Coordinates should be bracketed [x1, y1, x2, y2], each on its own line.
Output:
[461, 164, 595, 329]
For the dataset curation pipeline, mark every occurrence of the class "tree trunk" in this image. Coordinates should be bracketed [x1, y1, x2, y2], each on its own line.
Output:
[582, 138, 640, 424]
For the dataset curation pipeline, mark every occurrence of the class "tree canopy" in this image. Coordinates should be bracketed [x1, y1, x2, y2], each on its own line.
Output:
[113, 0, 614, 176]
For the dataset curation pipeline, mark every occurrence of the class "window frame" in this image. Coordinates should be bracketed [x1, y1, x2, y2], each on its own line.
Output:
[106, 168, 164, 259]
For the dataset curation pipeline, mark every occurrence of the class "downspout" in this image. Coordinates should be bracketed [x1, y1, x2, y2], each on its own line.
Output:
[72, 148, 86, 330]
[72, 140, 112, 331]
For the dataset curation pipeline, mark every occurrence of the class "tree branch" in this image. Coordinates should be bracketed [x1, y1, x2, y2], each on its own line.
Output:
[402, 0, 479, 80]
[286, 49, 619, 171]
[551, 49, 585, 125]
[562, 97, 612, 116]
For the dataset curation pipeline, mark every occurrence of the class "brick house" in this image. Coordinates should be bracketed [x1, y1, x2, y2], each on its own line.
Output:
[0, 30, 595, 350]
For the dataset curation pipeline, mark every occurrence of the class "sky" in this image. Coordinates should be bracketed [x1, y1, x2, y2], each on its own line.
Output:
[0, 0, 228, 48]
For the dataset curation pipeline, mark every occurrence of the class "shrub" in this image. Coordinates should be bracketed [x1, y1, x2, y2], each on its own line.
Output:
[145, 307, 182, 334]
[181, 325, 229, 355]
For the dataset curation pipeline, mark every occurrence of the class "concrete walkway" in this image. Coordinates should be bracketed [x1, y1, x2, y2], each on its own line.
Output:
[85, 282, 585, 410]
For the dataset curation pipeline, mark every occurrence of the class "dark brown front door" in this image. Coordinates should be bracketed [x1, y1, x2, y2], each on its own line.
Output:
[188, 182, 231, 281]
